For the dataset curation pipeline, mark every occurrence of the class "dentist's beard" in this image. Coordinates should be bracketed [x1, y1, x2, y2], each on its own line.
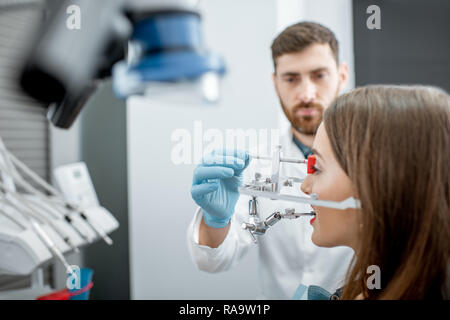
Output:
[279, 86, 340, 135]
[280, 100, 325, 135]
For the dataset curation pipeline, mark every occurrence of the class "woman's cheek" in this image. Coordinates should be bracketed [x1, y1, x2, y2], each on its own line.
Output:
[311, 209, 327, 246]
[311, 209, 342, 247]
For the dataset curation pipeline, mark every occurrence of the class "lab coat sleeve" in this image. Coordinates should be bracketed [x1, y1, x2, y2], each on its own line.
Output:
[186, 196, 255, 273]
[186, 154, 270, 273]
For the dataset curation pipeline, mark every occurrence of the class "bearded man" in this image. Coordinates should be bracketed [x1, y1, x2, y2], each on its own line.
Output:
[188, 22, 353, 299]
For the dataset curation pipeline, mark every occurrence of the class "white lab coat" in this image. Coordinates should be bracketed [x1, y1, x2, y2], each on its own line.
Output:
[187, 129, 354, 299]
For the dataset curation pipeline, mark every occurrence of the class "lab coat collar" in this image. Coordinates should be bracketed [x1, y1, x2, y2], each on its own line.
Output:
[281, 127, 309, 161]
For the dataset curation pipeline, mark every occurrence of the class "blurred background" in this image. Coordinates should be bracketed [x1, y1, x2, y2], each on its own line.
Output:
[0, 0, 449, 299]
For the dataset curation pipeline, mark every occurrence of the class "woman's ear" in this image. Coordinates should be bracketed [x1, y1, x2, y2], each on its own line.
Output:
[337, 62, 349, 93]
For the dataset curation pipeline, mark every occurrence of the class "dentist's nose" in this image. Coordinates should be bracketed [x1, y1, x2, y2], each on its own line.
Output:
[297, 80, 316, 104]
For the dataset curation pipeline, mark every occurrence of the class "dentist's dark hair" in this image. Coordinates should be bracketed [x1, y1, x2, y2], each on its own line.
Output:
[271, 21, 339, 70]
[323, 85, 450, 299]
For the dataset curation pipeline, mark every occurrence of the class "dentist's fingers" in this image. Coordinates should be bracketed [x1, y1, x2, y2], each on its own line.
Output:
[191, 181, 220, 200]
[210, 149, 249, 162]
[201, 154, 245, 171]
[192, 166, 234, 184]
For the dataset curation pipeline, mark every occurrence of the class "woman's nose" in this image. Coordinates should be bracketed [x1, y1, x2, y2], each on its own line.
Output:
[301, 174, 312, 195]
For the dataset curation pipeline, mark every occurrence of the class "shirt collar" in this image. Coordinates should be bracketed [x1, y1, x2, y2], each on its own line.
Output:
[292, 135, 313, 159]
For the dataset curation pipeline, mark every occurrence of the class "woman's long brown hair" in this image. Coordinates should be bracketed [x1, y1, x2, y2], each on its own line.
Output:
[323, 85, 450, 299]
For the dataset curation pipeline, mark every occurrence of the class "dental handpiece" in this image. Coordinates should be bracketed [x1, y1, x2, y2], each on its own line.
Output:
[30, 220, 75, 276]
[66, 204, 113, 246]
[0, 146, 112, 246]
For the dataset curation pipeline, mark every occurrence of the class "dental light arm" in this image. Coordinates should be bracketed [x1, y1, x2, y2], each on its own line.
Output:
[17, 0, 226, 128]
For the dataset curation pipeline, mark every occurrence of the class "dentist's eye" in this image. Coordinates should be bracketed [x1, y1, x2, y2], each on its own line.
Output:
[315, 73, 326, 79]
[285, 77, 297, 84]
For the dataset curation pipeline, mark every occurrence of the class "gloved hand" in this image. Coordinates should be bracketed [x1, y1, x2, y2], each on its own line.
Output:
[191, 149, 250, 228]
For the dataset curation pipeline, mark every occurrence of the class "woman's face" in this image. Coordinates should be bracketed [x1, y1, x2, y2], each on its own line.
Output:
[301, 123, 360, 250]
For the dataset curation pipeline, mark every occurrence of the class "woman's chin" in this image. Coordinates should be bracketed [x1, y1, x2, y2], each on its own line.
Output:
[311, 233, 337, 248]
[311, 232, 322, 246]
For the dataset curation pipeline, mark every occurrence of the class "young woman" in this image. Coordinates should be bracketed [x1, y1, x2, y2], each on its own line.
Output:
[300, 85, 449, 299]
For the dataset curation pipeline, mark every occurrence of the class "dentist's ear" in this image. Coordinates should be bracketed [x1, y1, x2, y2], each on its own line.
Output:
[337, 62, 349, 93]
[272, 72, 280, 96]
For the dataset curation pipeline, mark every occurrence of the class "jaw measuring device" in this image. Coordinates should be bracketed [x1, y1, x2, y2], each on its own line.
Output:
[239, 146, 360, 243]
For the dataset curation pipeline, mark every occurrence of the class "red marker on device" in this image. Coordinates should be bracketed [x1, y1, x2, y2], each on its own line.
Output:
[307, 155, 317, 225]
[307, 155, 316, 174]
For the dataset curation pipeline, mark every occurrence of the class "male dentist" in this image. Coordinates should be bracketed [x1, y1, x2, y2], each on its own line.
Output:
[188, 22, 354, 299]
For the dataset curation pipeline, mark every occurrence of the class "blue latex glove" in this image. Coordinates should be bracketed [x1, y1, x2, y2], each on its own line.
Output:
[191, 149, 250, 228]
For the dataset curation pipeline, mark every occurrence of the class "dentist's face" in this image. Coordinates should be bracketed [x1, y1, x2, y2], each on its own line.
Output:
[301, 124, 360, 250]
[273, 43, 348, 135]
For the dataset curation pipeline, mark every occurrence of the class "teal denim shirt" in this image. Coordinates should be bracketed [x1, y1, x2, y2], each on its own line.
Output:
[292, 284, 342, 300]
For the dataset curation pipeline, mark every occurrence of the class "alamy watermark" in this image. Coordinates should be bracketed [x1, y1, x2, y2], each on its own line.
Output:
[171, 121, 281, 165]
[66, 265, 81, 290]
[366, 265, 381, 289]
[366, 4, 381, 30]
[66, 5, 81, 30]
